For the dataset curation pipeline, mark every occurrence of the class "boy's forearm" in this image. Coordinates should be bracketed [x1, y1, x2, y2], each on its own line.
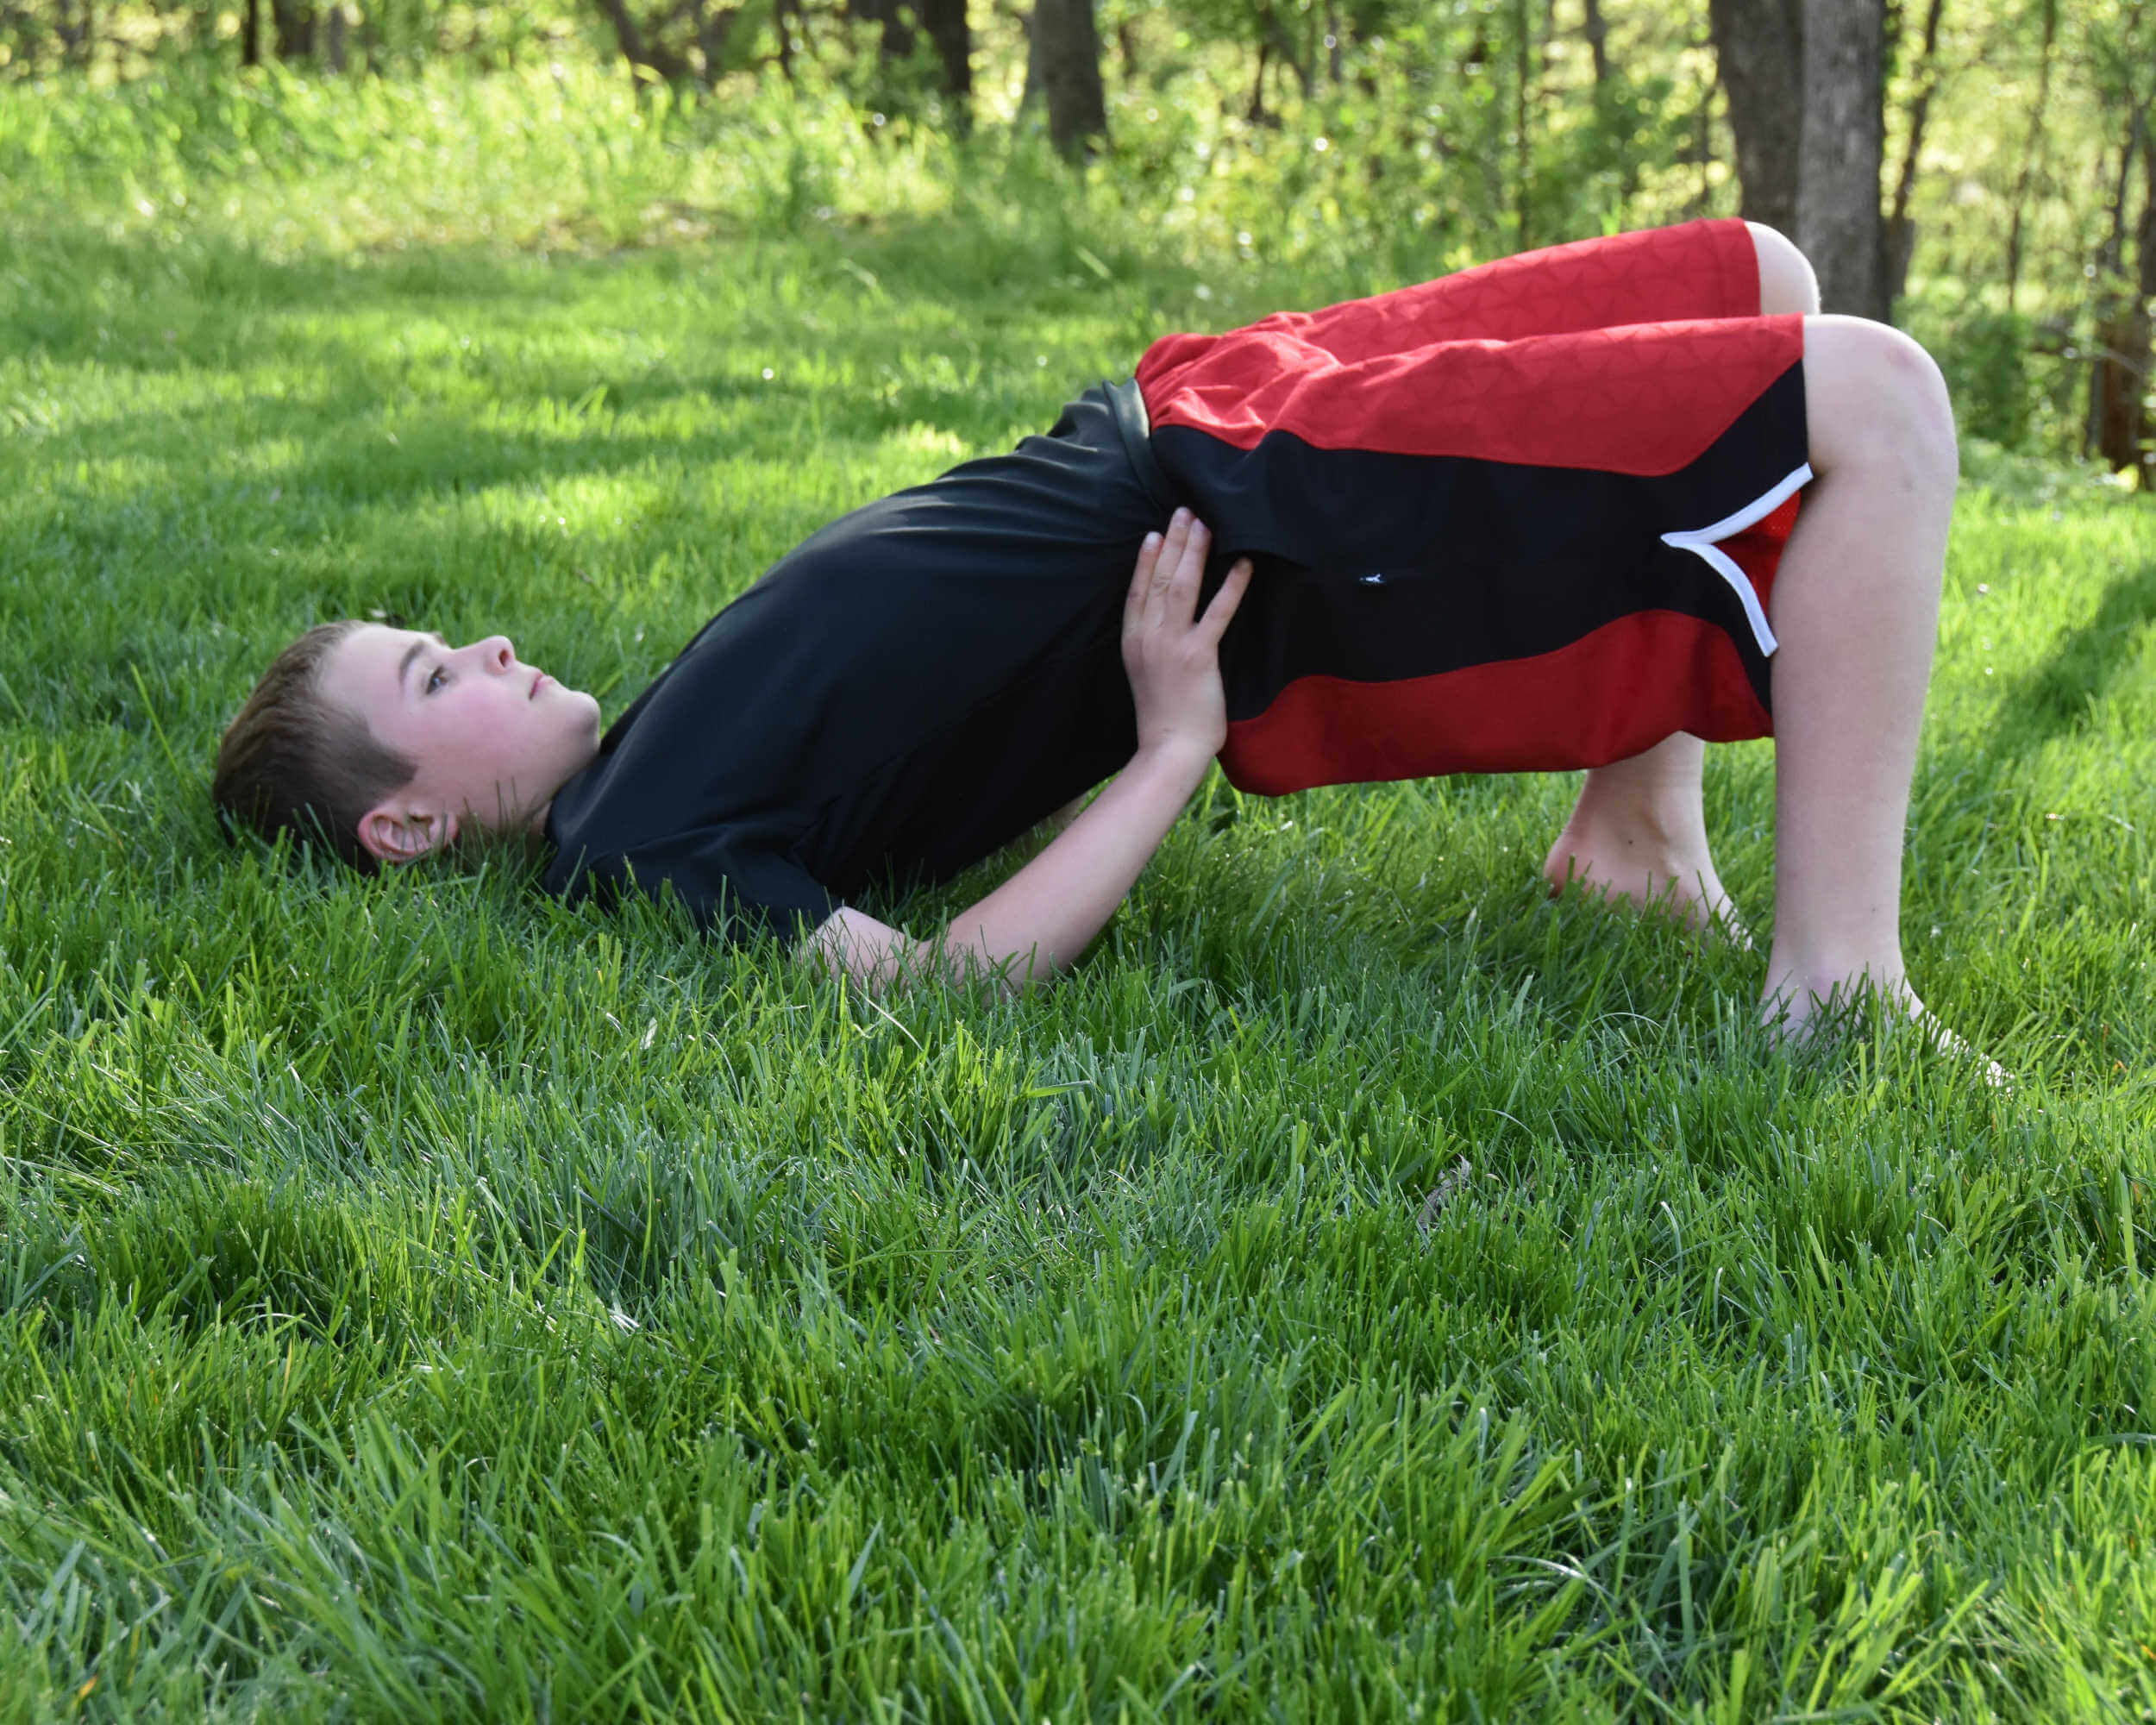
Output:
[811, 513, 1245, 997]
[936, 739, 1213, 990]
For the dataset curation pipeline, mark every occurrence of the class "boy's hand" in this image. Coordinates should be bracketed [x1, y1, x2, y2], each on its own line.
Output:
[1122, 510, 1253, 766]
[804, 511, 1251, 996]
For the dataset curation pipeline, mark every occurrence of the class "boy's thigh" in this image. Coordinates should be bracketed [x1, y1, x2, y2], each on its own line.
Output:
[1257, 218, 1766, 359]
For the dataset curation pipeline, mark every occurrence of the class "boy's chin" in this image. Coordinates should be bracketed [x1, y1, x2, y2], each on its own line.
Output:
[571, 695, 605, 756]
[561, 686, 604, 734]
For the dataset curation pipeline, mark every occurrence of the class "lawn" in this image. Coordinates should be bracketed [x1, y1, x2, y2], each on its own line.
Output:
[3, 67, 2155, 1723]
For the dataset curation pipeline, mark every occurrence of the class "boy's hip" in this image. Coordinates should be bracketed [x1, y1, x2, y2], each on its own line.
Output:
[1175, 351, 1811, 794]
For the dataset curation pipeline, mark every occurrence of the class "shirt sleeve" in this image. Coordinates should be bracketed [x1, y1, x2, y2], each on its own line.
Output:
[555, 829, 843, 946]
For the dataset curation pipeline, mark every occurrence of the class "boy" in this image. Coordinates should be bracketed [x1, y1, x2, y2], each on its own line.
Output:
[214, 220, 1959, 1040]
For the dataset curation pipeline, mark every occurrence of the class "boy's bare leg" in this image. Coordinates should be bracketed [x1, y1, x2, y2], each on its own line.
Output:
[1541, 223, 1817, 939]
[1541, 732, 1741, 935]
[1763, 314, 1956, 1038]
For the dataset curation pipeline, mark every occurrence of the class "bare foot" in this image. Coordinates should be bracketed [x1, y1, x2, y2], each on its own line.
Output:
[1761, 969, 2009, 1086]
[1543, 815, 1748, 943]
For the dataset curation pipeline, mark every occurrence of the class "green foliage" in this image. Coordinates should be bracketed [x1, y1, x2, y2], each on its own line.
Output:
[1082, 5, 1717, 280]
[0, 60, 2153, 1722]
[1890, 0, 2154, 459]
[1911, 302, 2038, 449]
[9, 0, 2146, 467]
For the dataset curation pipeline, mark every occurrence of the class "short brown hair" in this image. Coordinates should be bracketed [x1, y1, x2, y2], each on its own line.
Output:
[212, 621, 417, 872]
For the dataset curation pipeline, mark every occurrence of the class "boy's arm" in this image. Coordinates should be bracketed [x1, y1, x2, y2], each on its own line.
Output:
[801, 511, 1252, 993]
[807, 737, 1214, 990]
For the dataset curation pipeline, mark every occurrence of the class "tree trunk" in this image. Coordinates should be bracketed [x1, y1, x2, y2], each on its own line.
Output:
[848, 0, 914, 63]
[685, 0, 743, 82]
[1033, 0, 1106, 160]
[918, 0, 972, 119]
[1581, 0, 1608, 86]
[271, 0, 316, 60]
[2089, 310, 2149, 474]
[1707, 0, 1802, 235]
[325, 3, 345, 72]
[2003, 0, 2057, 312]
[1514, 0, 1533, 248]
[2091, 110, 2154, 473]
[54, 0, 91, 65]
[1796, 0, 1887, 320]
[592, 0, 691, 81]
[1262, 3, 1311, 98]
[1691, 69, 1717, 216]
[1883, 0, 1946, 306]
[2134, 144, 2156, 484]
[241, 0, 261, 66]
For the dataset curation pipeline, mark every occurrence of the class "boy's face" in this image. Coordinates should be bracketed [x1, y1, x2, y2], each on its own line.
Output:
[320, 624, 603, 862]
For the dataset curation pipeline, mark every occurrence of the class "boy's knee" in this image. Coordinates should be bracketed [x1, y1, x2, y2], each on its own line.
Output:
[1746, 223, 1821, 317]
[1806, 317, 1957, 492]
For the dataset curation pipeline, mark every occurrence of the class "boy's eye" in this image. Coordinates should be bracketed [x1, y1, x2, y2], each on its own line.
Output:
[424, 667, 445, 694]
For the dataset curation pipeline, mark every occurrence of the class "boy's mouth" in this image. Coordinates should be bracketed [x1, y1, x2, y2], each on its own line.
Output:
[530, 671, 550, 699]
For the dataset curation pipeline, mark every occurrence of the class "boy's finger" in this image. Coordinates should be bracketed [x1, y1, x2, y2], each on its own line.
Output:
[1137, 516, 1181, 625]
[1197, 557, 1254, 642]
[1163, 518, 1211, 616]
[1125, 531, 1163, 617]
[1155, 509, 1192, 574]
[1154, 511, 1196, 589]
[1164, 522, 1216, 630]
[1144, 511, 1198, 627]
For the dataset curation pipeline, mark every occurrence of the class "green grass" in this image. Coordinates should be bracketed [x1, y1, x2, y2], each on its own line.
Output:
[3, 65, 2156, 1724]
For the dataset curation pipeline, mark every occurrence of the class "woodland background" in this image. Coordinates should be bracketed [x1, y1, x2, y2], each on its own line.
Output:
[2, 0, 2152, 480]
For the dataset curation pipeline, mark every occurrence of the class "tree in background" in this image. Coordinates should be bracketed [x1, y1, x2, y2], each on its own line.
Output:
[54, 0, 93, 62]
[844, 0, 970, 123]
[2107, 135, 2156, 479]
[592, 0, 750, 85]
[1027, 0, 1105, 159]
[271, 0, 314, 58]
[1709, 0, 1891, 319]
[1796, 0, 1886, 318]
[2081, 2, 2153, 474]
[0, 0, 2145, 474]
[1707, 0, 1801, 236]
[2002, 0, 2058, 311]
[1883, 0, 1948, 304]
[1172, 0, 1313, 124]
[919, 0, 970, 120]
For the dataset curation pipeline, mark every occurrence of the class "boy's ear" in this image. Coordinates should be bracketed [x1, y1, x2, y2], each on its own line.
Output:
[359, 801, 459, 866]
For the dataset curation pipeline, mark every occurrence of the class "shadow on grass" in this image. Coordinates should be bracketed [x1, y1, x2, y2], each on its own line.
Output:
[1981, 556, 2156, 762]
[0, 211, 1151, 580]
[0, 209, 1150, 376]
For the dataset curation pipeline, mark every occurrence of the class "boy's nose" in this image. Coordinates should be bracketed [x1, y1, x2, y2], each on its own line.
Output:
[475, 635, 516, 672]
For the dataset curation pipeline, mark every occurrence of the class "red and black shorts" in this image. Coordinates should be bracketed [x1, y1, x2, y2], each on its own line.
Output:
[1132, 216, 1809, 796]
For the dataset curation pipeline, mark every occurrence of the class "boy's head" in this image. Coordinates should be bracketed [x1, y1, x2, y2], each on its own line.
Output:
[213, 622, 603, 869]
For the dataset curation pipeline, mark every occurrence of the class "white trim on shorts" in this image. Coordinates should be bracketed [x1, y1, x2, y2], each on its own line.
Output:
[1659, 461, 1813, 659]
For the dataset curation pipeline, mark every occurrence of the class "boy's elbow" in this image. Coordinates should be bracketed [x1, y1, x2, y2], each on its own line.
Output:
[934, 925, 1073, 997]
[936, 931, 1041, 998]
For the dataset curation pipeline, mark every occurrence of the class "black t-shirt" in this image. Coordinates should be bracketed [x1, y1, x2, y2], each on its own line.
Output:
[542, 384, 1178, 942]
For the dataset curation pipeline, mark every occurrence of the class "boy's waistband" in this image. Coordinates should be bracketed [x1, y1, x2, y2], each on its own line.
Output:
[1101, 377, 1181, 518]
